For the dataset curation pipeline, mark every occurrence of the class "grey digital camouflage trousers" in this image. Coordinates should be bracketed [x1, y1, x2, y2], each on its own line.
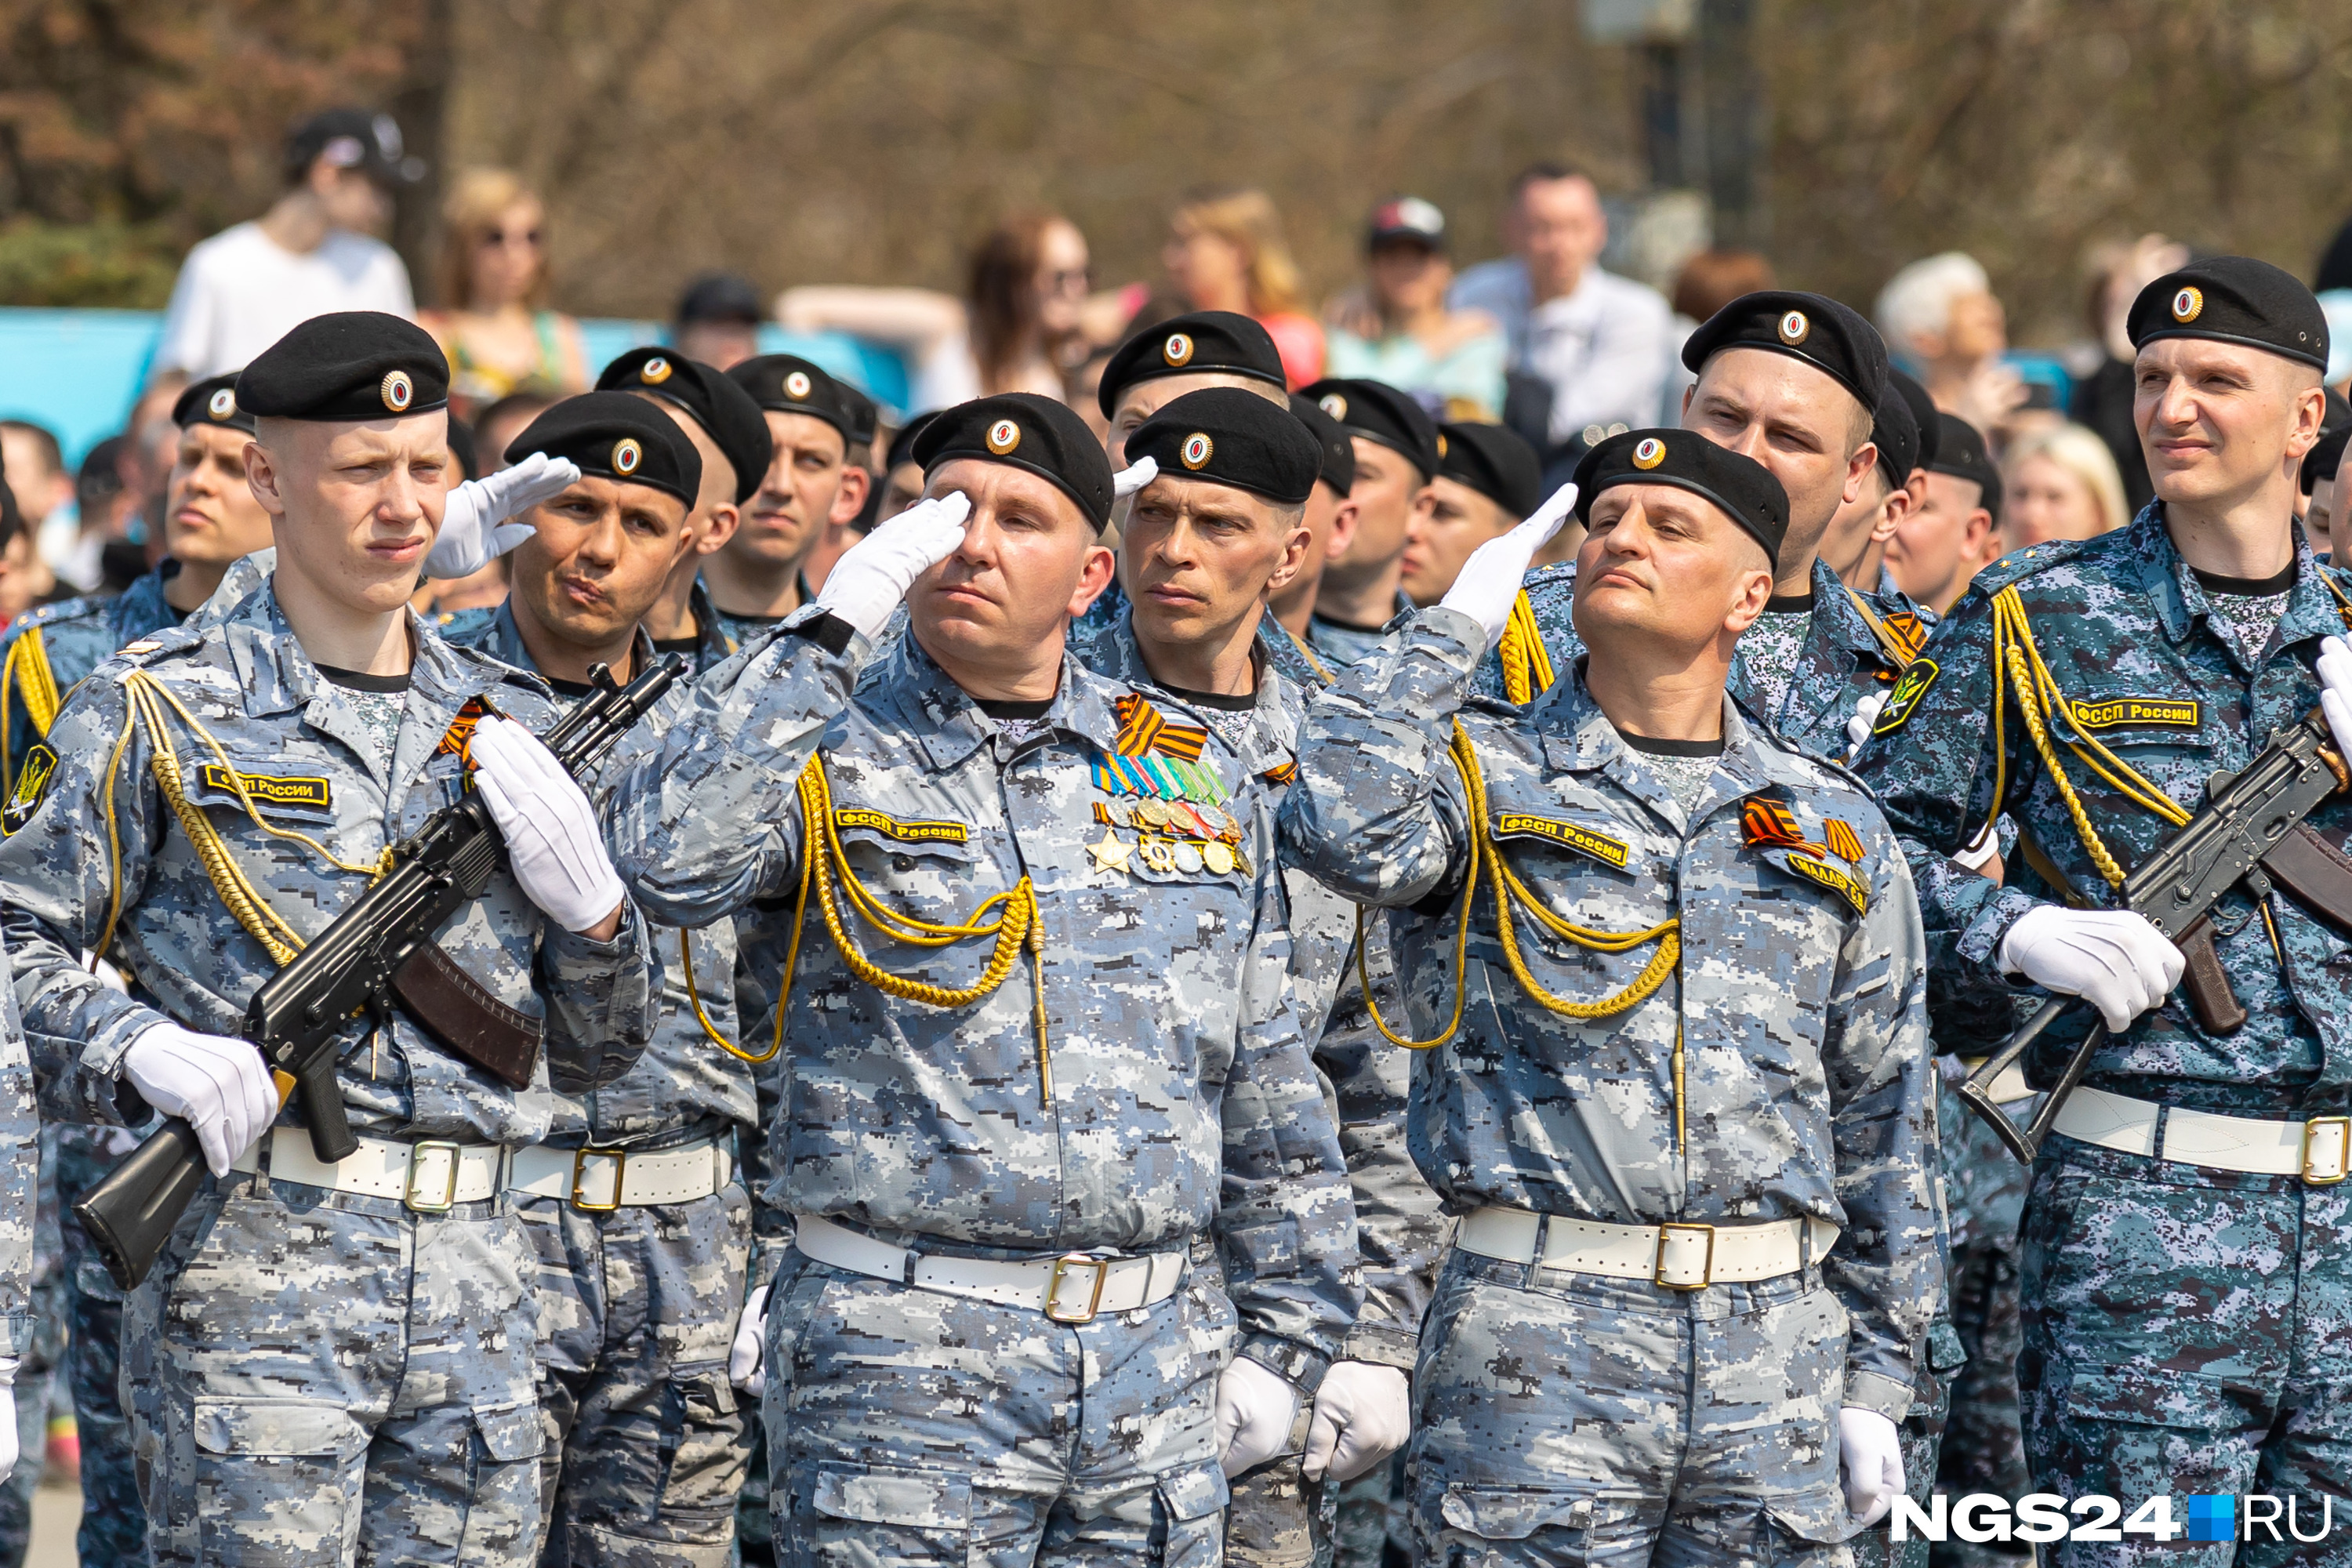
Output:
[56, 1118, 151, 1566]
[518, 1178, 752, 1567]
[2020, 1135, 2352, 1568]
[759, 1241, 1234, 1565]
[124, 1169, 544, 1567]
[1408, 1248, 1864, 1566]
[1223, 1403, 1324, 1567]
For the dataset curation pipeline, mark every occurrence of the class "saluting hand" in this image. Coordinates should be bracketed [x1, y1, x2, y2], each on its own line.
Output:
[425, 452, 582, 579]
[1437, 483, 1579, 656]
[813, 490, 972, 641]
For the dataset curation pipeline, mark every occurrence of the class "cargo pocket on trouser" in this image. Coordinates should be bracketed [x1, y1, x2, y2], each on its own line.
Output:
[797, 1459, 970, 1565]
[459, 1398, 549, 1561]
[1761, 1488, 1864, 1566]
[626, 1362, 746, 1562]
[1150, 1459, 1230, 1567]
[191, 1399, 371, 1564]
[1425, 1483, 1634, 1566]
[2056, 1365, 2255, 1505]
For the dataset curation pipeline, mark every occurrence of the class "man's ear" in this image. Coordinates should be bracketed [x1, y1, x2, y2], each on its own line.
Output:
[1265, 517, 1315, 599]
[1325, 496, 1361, 562]
[244, 438, 289, 520]
[1723, 564, 1775, 637]
[1869, 485, 1912, 546]
[829, 465, 871, 526]
[1068, 540, 1118, 620]
[698, 500, 741, 557]
[1842, 441, 1879, 508]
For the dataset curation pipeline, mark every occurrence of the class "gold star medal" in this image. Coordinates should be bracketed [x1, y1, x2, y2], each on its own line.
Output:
[1089, 829, 1132, 876]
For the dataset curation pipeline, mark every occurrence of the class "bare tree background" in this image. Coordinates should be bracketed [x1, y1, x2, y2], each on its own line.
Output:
[3, 0, 2349, 343]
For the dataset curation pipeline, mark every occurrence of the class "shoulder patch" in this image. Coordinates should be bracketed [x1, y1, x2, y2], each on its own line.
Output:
[2, 742, 57, 835]
[1784, 850, 1868, 915]
[1873, 657, 1939, 735]
[833, 807, 969, 845]
[1490, 812, 1632, 869]
[2065, 695, 2199, 734]
[198, 764, 332, 811]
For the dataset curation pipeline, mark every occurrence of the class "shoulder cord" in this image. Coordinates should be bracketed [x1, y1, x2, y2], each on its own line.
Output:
[93, 670, 393, 964]
[1494, 590, 1556, 706]
[1276, 619, 1334, 687]
[1357, 720, 1679, 1051]
[1842, 585, 1918, 672]
[757, 753, 1051, 1099]
[1, 626, 62, 790]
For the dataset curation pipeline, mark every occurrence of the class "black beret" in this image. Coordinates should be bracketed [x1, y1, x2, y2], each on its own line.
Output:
[1127, 388, 1322, 507]
[2303, 387, 2351, 495]
[1869, 377, 1919, 492]
[913, 394, 1114, 530]
[1889, 368, 1940, 473]
[236, 311, 449, 423]
[597, 347, 772, 505]
[446, 416, 477, 482]
[1098, 310, 1287, 416]
[1573, 428, 1789, 567]
[1681, 289, 1888, 412]
[1436, 422, 1541, 519]
[505, 391, 702, 509]
[885, 411, 939, 474]
[172, 372, 257, 436]
[728, 354, 869, 448]
[837, 382, 880, 449]
[1300, 377, 1443, 481]
[2128, 255, 2329, 373]
[1287, 393, 1356, 494]
[1928, 412, 2002, 523]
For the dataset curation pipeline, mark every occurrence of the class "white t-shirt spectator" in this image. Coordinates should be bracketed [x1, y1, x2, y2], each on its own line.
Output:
[1449, 258, 1675, 448]
[154, 222, 415, 378]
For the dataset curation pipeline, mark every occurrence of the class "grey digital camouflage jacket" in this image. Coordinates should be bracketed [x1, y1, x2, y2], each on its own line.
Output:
[1281, 606, 1940, 1420]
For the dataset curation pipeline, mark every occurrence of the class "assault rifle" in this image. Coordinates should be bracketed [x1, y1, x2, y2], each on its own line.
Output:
[1962, 706, 2352, 1163]
[75, 654, 684, 1290]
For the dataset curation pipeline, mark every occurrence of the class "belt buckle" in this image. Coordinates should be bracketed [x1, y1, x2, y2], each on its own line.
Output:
[2302, 1116, 2351, 1185]
[571, 1147, 627, 1211]
[1044, 1254, 1109, 1323]
[405, 1140, 464, 1214]
[1653, 1222, 1715, 1290]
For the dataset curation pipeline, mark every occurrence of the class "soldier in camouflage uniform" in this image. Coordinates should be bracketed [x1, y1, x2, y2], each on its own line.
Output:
[1293, 380, 1440, 667]
[0, 314, 659, 1567]
[1285, 429, 1941, 1566]
[0, 931, 32, 1500]
[1859, 257, 2352, 1566]
[0, 370, 281, 1566]
[445, 394, 764, 1568]
[1068, 389, 1446, 1567]
[612, 393, 1361, 1564]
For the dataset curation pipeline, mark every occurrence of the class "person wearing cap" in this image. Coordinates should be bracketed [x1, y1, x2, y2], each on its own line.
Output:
[1265, 394, 1361, 645]
[1855, 256, 2352, 1544]
[1885, 412, 2004, 615]
[1323, 197, 1508, 422]
[607, 391, 1359, 1563]
[1821, 381, 1924, 606]
[437, 394, 758, 1565]
[1283, 426, 1936, 1563]
[1067, 390, 1439, 1566]
[154, 108, 419, 380]
[0, 311, 660, 1566]
[597, 347, 775, 666]
[696, 354, 874, 659]
[1289, 378, 1442, 668]
[1400, 422, 1544, 605]
[672, 274, 766, 372]
[1098, 310, 1294, 467]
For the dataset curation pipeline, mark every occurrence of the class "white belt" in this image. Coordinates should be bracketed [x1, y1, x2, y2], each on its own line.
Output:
[510, 1137, 731, 1210]
[793, 1212, 1189, 1324]
[1457, 1204, 1839, 1290]
[2056, 1087, 2351, 1184]
[232, 1127, 506, 1212]
[1960, 1058, 2037, 1106]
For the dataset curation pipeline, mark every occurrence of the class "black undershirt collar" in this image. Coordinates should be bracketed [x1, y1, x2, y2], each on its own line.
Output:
[313, 662, 412, 695]
[1312, 609, 1391, 635]
[976, 696, 1054, 722]
[1165, 684, 1258, 712]
[2192, 562, 2297, 597]
[1616, 728, 1726, 757]
[1763, 592, 1817, 614]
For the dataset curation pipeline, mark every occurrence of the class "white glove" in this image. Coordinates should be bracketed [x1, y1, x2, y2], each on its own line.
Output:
[1846, 690, 1889, 759]
[0, 1356, 15, 1485]
[425, 452, 581, 579]
[1436, 484, 1578, 654]
[2318, 636, 2352, 759]
[1952, 819, 2000, 873]
[1838, 1406, 1904, 1528]
[120, 1021, 278, 1178]
[1214, 1355, 1301, 1479]
[814, 491, 972, 641]
[1301, 1360, 1410, 1483]
[1112, 456, 1160, 498]
[1998, 905, 2184, 1033]
[466, 715, 627, 935]
[729, 1283, 769, 1396]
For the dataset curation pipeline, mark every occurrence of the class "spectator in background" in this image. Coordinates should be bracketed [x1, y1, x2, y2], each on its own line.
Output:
[781, 210, 1123, 410]
[1451, 164, 1675, 450]
[2001, 421, 2130, 549]
[1325, 196, 1506, 420]
[1886, 411, 2003, 614]
[1663, 249, 1777, 423]
[1875, 252, 2027, 441]
[1161, 187, 1324, 387]
[0, 421, 74, 589]
[421, 169, 590, 416]
[0, 469, 50, 624]
[152, 108, 417, 378]
[672, 273, 765, 370]
[2068, 234, 2189, 518]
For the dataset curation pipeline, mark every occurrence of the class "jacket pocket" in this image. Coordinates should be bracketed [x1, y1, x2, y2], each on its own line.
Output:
[189, 1399, 371, 1562]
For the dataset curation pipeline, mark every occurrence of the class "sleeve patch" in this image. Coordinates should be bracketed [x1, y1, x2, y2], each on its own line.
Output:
[1872, 657, 1940, 735]
[2, 742, 57, 835]
[2066, 696, 2199, 734]
[1785, 850, 1869, 915]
